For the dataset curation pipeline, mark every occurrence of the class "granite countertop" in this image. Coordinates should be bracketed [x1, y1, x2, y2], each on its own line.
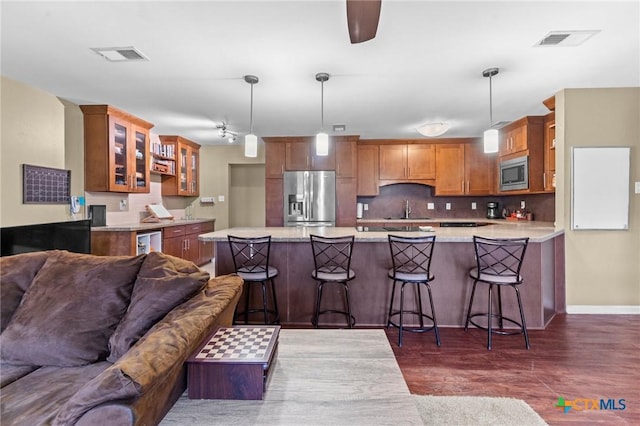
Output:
[91, 218, 215, 232]
[199, 220, 563, 243]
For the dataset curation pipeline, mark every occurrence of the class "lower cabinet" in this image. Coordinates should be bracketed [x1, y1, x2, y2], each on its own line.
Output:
[91, 221, 214, 266]
[163, 221, 215, 266]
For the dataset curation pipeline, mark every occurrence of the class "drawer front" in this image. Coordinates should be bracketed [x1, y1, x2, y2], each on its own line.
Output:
[186, 223, 204, 234]
[164, 225, 186, 238]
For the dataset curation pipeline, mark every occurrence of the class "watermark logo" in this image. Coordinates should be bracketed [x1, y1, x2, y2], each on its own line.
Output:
[555, 397, 626, 413]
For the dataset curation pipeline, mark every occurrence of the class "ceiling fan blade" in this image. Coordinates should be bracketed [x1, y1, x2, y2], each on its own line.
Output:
[346, 0, 381, 44]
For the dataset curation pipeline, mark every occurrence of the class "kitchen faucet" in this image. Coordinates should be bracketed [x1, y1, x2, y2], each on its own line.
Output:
[404, 200, 411, 219]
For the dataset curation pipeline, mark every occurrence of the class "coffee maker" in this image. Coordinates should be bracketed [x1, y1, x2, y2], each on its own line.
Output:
[486, 202, 499, 219]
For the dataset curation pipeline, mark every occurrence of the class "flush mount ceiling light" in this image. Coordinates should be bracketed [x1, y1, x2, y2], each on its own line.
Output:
[416, 122, 449, 137]
[244, 75, 259, 158]
[90, 46, 148, 62]
[482, 67, 500, 154]
[315, 72, 330, 156]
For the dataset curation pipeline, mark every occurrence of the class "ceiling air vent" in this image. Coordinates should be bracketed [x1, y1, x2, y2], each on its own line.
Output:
[535, 30, 600, 47]
[91, 46, 149, 62]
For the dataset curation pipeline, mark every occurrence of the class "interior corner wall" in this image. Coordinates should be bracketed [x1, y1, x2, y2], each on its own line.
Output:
[559, 87, 640, 307]
[198, 144, 265, 230]
[0, 77, 70, 227]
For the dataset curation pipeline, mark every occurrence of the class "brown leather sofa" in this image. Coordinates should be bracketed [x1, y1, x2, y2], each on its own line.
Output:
[0, 250, 243, 425]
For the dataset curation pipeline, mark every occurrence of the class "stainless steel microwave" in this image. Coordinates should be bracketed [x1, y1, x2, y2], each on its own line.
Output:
[500, 155, 528, 191]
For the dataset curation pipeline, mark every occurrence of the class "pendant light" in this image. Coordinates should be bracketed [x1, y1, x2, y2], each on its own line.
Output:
[482, 67, 499, 154]
[315, 72, 330, 156]
[244, 75, 259, 158]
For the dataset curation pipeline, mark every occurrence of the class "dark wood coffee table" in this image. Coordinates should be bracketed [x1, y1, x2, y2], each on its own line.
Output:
[187, 325, 280, 400]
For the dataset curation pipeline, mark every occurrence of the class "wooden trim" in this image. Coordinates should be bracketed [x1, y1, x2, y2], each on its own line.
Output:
[79, 105, 154, 130]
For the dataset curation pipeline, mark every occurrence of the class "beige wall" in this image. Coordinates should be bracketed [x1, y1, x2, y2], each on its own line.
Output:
[0, 77, 72, 226]
[558, 88, 640, 308]
[198, 144, 265, 230]
[229, 164, 266, 228]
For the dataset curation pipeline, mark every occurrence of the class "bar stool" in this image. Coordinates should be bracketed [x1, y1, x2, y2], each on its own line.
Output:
[464, 236, 530, 350]
[228, 235, 279, 324]
[309, 234, 356, 328]
[387, 234, 440, 347]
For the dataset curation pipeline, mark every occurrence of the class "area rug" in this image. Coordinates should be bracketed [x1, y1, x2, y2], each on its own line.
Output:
[414, 395, 548, 426]
[161, 329, 547, 425]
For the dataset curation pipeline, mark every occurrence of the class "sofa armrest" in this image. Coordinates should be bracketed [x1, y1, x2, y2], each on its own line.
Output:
[55, 274, 243, 426]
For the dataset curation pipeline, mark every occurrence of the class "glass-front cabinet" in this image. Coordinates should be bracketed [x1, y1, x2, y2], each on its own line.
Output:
[159, 135, 200, 197]
[82, 105, 153, 193]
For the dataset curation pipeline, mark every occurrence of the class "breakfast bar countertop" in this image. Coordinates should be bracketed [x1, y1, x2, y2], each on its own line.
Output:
[91, 218, 215, 232]
[199, 220, 563, 243]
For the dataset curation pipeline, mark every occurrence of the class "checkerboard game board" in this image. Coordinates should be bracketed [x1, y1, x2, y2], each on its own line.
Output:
[195, 326, 277, 361]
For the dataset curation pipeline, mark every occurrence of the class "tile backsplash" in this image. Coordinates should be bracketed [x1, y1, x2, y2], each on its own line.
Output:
[357, 183, 555, 222]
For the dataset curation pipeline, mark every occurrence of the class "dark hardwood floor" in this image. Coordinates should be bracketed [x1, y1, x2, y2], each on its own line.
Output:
[386, 314, 640, 425]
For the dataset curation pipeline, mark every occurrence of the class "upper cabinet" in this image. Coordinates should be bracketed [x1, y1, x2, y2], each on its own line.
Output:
[285, 137, 336, 171]
[159, 136, 200, 197]
[499, 116, 544, 158]
[378, 142, 436, 184]
[357, 144, 379, 196]
[81, 105, 154, 193]
[435, 140, 494, 196]
[498, 115, 546, 194]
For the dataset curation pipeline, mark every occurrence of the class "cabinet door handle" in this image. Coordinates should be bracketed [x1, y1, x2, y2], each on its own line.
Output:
[462, 181, 465, 192]
[543, 173, 547, 188]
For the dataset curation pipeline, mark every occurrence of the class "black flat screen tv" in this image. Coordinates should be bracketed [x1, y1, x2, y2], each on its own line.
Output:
[1, 219, 91, 256]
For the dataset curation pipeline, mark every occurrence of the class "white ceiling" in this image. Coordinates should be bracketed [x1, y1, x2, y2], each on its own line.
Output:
[2, 1, 638, 145]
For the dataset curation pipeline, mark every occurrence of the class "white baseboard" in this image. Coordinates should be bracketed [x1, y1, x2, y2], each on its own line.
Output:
[566, 305, 640, 314]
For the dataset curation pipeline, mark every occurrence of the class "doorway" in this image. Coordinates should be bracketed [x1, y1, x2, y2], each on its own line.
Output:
[229, 164, 266, 228]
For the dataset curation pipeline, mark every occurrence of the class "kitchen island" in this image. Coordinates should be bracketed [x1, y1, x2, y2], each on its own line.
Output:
[200, 220, 564, 329]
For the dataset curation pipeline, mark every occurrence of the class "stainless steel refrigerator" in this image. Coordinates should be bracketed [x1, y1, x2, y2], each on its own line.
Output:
[284, 171, 336, 227]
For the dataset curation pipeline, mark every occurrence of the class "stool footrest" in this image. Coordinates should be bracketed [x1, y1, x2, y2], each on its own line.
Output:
[388, 311, 436, 333]
[466, 313, 525, 336]
[312, 309, 356, 328]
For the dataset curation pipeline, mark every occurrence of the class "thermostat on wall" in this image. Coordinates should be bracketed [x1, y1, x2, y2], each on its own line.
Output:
[200, 197, 216, 203]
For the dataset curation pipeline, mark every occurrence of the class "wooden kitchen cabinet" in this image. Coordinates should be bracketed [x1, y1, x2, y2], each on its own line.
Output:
[265, 178, 284, 226]
[285, 138, 336, 171]
[335, 137, 358, 178]
[159, 136, 200, 196]
[265, 141, 286, 178]
[357, 144, 379, 196]
[497, 115, 546, 194]
[81, 105, 153, 193]
[499, 116, 544, 157]
[543, 111, 556, 192]
[378, 143, 436, 183]
[435, 141, 495, 196]
[162, 221, 215, 265]
[263, 136, 356, 226]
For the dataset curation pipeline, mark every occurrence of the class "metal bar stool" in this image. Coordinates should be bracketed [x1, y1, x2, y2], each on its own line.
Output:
[464, 236, 530, 350]
[387, 234, 440, 347]
[228, 235, 279, 324]
[309, 234, 356, 328]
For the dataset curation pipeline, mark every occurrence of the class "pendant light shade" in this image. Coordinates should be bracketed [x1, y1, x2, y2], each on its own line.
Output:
[482, 67, 499, 154]
[315, 72, 330, 156]
[244, 75, 259, 158]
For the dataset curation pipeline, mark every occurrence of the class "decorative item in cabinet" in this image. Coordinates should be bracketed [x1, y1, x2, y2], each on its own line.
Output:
[81, 105, 153, 193]
[159, 136, 200, 196]
[150, 139, 176, 175]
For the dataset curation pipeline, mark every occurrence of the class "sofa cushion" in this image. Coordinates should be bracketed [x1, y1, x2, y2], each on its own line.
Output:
[52, 362, 142, 426]
[0, 362, 110, 426]
[0, 251, 145, 367]
[0, 251, 50, 332]
[107, 251, 209, 362]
